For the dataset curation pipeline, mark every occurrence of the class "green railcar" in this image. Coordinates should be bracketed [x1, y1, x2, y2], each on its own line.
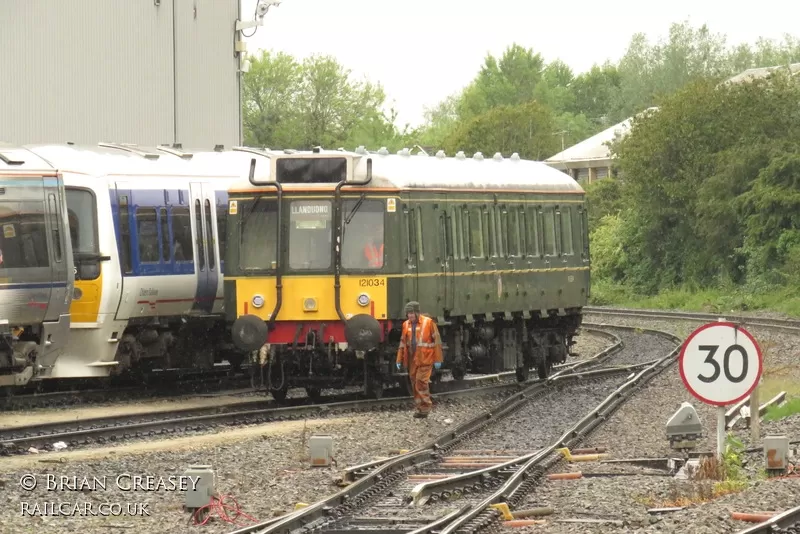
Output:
[226, 147, 589, 400]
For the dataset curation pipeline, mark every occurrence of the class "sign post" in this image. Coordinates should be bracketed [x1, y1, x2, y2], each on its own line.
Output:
[679, 319, 763, 459]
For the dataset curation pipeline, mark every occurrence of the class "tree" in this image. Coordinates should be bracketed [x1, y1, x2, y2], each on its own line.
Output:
[442, 101, 558, 160]
[570, 63, 623, 128]
[242, 50, 302, 148]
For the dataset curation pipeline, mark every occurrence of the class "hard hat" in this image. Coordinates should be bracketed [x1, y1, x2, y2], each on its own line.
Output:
[404, 301, 420, 314]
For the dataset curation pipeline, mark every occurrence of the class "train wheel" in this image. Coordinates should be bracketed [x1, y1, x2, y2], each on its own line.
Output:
[515, 365, 530, 382]
[536, 359, 551, 380]
[270, 386, 289, 402]
[304, 387, 322, 402]
[450, 365, 466, 381]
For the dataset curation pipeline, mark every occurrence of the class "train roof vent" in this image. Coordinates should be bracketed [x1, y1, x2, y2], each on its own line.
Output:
[0, 150, 24, 165]
[157, 144, 194, 159]
[98, 142, 160, 159]
[455, 151, 466, 160]
[397, 148, 411, 156]
[493, 152, 504, 161]
[435, 150, 446, 159]
[473, 152, 484, 161]
[214, 144, 225, 152]
[355, 146, 368, 155]
[377, 147, 389, 156]
[510, 152, 521, 161]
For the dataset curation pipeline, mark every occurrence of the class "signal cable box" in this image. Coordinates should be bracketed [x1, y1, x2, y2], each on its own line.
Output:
[309, 435, 334, 467]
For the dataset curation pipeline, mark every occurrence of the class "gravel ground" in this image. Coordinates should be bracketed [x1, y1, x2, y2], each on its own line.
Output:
[511, 312, 800, 534]
[0, 328, 616, 534]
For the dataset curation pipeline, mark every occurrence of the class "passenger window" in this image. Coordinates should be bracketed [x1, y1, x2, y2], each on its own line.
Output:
[560, 207, 574, 256]
[194, 199, 205, 271]
[135, 208, 159, 263]
[48, 193, 63, 263]
[118, 196, 132, 273]
[507, 208, 521, 257]
[171, 207, 194, 262]
[542, 207, 557, 256]
[469, 207, 484, 258]
[204, 199, 216, 270]
[159, 208, 170, 262]
[414, 206, 424, 261]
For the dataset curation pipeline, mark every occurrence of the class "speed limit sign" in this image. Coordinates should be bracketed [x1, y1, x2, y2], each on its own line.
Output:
[679, 322, 763, 407]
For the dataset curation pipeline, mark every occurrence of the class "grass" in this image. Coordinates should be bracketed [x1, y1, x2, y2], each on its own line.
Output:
[764, 398, 800, 421]
[589, 280, 800, 318]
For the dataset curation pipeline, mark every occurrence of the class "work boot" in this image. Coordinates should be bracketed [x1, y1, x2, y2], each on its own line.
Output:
[413, 412, 428, 419]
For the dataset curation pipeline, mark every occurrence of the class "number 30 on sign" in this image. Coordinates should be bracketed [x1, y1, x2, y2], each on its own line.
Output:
[679, 322, 763, 407]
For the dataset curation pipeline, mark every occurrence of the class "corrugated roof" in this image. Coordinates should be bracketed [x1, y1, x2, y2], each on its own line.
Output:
[723, 62, 800, 85]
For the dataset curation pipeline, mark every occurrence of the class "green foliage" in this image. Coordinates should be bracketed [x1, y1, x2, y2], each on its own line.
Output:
[242, 51, 412, 151]
[442, 101, 559, 160]
[722, 434, 746, 481]
[764, 398, 800, 421]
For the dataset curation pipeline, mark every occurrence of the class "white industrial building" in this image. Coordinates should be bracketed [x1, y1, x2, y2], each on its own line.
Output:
[0, 1, 250, 149]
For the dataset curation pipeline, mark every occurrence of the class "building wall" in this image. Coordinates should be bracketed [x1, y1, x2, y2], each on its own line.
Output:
[0, 0, 240, 150]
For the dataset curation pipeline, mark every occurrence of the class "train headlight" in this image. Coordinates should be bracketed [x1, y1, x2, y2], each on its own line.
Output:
[252, 295, 265, 308]
[303, 297, 318, 311]
[357, 293, 370, 307]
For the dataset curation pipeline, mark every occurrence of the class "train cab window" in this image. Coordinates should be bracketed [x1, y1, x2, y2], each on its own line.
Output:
[48, 193, 63, 263]
[136, 208, 160, 263]
[468, 207, 484, 259]
[171, 207, 193, 262]
[66, 188, 101, 279]
[342, 198, 384, 270]
[0, 200, 50, 269]
[240, 198, 277, 270]
[159, 208, 170, 262]
[542, 207, 557, 257]
[289, 199, 331, 270]
[559, 207, 574, 256]
[204, 199, 216, 270]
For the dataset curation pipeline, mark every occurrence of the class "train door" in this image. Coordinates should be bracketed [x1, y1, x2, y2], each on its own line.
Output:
[112, 183, 134, 320]
[188, 182, 217, 314]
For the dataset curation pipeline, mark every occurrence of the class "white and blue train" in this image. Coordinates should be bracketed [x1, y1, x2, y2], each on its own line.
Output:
[2, 143, 275, 386]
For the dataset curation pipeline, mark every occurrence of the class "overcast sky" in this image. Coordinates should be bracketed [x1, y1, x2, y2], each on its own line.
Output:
[241, 0, 800, 128]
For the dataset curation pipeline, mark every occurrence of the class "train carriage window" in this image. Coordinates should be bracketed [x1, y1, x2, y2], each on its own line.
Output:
[414, 206, 424, 261]
[65, 189, 101, 279]
[118, 195, 132, 274]
[342, 198, 384, 270]
[48, 193, 63, 263]
[216, 204, 226, 266]
[542, 207, 557, 257]
[469, 207, 484, 258]
[135, 208, 159, 263]
[194, 199, 205, 271]
[171, 207, 193, 262]
[579, 205, 589, 258]
[507, 208, 521, 258]
[525, 207, 540, 257]
[0, 200, 50, 269]
[560, 207, 574, 256]
[159, 208, 170, 262]
[240, 198, 277, 270]
[289, 199, 332, 270]
[204, 199, 216, 270]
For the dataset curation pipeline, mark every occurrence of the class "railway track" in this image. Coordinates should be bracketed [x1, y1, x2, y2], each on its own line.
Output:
[584, 305, 800, 332]
[224, 323, 679, 534]
[735, 505, 800, 534]
[0, 327, 619, 454]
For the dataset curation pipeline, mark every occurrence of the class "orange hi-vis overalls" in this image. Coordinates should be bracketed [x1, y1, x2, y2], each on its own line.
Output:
[396, 315, 443, 414]
[364, 243, 384, 268]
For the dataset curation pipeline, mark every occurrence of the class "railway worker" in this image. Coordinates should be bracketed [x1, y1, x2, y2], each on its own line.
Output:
[395, 301, 443, 418]
[363, 228, 384, 268]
